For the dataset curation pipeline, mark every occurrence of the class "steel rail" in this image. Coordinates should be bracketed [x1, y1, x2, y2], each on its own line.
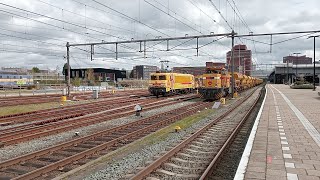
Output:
[0, 91, 148, 119]
[0, 96, 193, 146]
[0, 97, 153, 137]
[0, 95, 153, 126]
[199, 88, 263, 179]
[0, 102, 209, 179]
[0, 90, 147, 108]
[0, 99, 202, 169]
[130, 88, 259, 180]
[0, 97, 142, 125]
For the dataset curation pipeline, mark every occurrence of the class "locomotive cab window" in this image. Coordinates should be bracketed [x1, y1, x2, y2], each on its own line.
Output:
[206, 70, 220, 74]
[151, 75, 157, 80]
[159, 75, 166, 80]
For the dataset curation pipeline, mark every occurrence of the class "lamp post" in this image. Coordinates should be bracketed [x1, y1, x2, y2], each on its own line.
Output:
[293, 52, 301, 82]
[308, 35, 319, 91]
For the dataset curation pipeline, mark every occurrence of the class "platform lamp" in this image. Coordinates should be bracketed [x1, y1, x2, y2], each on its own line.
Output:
[308, 35, 319, 91]
[293, 52, 301, 82]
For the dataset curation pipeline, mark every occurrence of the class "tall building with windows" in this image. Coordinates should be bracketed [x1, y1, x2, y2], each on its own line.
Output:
[132, 65, 158, 80]
[172, 67, 206, 76]
[283, 55, 312, 65]
[226, 44, 252, 76]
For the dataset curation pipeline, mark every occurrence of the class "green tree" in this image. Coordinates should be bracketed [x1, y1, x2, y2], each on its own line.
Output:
[86, 68, 95, 85]
[72, 77, 81, 86]
[62, 63, 70, 75]
[31, 67, 40, 73]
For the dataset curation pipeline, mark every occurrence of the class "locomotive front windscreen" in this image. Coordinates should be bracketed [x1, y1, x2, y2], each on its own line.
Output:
[159, 75, 166, 80]
[151, 75, 157, 80]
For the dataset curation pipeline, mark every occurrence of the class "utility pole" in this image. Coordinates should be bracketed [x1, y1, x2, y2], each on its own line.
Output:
[231, 30, 235, 98]
[313, 36, 319, 91]
[66, 42, 71, 96]
[286, 60, 289, 84]
[293, 52, 301, 82]
[308, 35, 319, 91]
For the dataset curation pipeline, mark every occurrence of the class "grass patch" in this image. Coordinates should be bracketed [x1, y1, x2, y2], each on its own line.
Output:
[0, 100, 90, 116]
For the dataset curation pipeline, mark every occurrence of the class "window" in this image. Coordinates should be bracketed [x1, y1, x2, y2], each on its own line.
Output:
[151, 75, 157, 80]
[7, 76, 9, 79]
[0, 76, 2, 79]
[159, 75, 166, 80]
[20, 76, 22, 79]
[13, 76, 16, 79]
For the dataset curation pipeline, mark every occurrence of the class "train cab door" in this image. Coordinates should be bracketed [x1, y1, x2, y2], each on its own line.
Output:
[169, 74, 175, 91]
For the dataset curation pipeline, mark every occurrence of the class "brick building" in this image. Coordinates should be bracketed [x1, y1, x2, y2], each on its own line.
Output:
[172, 67, 206, 76]
[226, 44, 252, 76]
[283, 55, 312, 65]
[205, 62, 226, 68]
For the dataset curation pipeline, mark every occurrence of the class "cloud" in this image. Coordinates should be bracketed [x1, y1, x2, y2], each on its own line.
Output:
[0, 0, 319, 71]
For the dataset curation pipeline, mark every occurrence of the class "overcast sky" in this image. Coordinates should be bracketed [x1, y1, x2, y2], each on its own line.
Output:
[0, 0, 319, 71]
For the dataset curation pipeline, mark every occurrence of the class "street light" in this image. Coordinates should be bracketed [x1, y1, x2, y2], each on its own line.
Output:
[293, 52, 301, 82]
[308, 35, 319, 91]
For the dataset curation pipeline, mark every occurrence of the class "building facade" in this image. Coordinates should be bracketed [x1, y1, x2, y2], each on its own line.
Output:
[269, 63, 320, 84]
[283, 55, 312, 65]
[69, 68, 126, 82]
[172, 66, 206, 76]
[205, 62, 226, 68]
[132, 65, 158, 79]
[226, 44, 252, 76]
[0, 70, 33, 86]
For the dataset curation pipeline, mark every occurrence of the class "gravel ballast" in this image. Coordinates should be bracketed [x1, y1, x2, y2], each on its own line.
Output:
[65, 88, 260, 180]
[0, 99, 195, 162]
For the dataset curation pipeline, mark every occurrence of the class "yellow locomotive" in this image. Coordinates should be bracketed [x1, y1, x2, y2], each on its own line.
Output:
[199, 66, 264, 100]
[198, 67, 231, 100]
[149, 72, 195, 97]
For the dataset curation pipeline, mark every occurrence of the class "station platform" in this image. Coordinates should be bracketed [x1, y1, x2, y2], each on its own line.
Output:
[235, 84, 320, 180]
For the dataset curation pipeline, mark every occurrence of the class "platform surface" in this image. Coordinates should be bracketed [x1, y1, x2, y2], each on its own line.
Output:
[240, 84, 320, 180]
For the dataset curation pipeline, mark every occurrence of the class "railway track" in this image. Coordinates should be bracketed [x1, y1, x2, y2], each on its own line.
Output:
[0, 95, 196, 146]
[208, 87, 266, 179]
[0, 95, 152, 126]
[129, 87, 264, 180]
[0, 90, 148, 107]
[0, 98, 209, 179]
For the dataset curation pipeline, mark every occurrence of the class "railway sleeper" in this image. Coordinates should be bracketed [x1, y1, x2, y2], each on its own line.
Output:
[188, 144, 216, 152]
[4, 167, 29, 175]
[180, 149, 216, 157]
[62, 148, 86, 153]
[0, 174, 12, 180]
[185, 148, 216, 155]
[20, 162, 45, 169]
[90, 137, 114, 142]
[42, 151, 70, 159]
[170, 158, 208, 168]
[162, 162, 205, 175]
[75, 144, 96, 149]
[193, 138, 218, 145]
[197, 133, 226, 143]
[176, 153, 212, 161]
[194, 137, 218, 143]
[153, 169, 198, 179]
[58, 166, 73, 172]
